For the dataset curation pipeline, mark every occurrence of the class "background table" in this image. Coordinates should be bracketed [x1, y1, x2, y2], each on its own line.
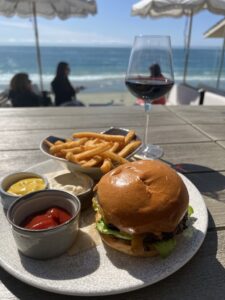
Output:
[0, 106, 225, 300]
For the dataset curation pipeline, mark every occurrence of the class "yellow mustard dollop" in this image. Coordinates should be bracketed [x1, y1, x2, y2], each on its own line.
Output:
[7, 177, 46, 196]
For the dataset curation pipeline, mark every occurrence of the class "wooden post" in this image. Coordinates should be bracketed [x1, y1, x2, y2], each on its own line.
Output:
[32, 2, 44, 92]
[216, 35, 225, 89]
[183, 13, 193, 84]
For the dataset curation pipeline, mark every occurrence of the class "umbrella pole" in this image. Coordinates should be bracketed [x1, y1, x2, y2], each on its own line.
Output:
[183, 13, 193, 84]
[32, 2, 44, 92]
[216, 35, 225, 89]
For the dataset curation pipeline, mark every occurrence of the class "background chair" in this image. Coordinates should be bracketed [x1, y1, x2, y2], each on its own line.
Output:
[167, 83, 200, 105]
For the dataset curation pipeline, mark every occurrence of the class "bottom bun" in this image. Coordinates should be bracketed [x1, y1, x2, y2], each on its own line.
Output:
[100, 233, 158, 257]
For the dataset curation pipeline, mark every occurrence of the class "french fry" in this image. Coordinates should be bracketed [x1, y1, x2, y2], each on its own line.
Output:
[84, 138, 100, 147]
[54, 151, 65, 158]
[50, 138, 87, 154]
[81, 156, 103, 168]
[55, 140, 64, 145]
[50, 142, 75, 153]
[100, 159, 113, 173]
[61, 146, 84, 154]
[118, 140, 141, 158]
[66, 152, 77, 163]
[73, 132, 125, 143]
[44, 139, 54, 148]
[101, 151, 128, 164]
[74, 137, 89, 145]
[109, 142, 120, 152]
[125, 130, 136, 145]
[47, 129, 139, 174]
[82, 142, 111, 152]
[84, 139, 96, 147]
[74, 143, 111, 162]
[65, 138, 72, 142]
[79, 160, 88, 165]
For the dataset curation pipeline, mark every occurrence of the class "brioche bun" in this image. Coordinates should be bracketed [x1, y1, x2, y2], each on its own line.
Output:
[97, 160, 189, 235]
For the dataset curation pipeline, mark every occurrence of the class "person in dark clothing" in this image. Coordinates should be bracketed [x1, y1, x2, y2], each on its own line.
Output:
[8, 73, 41, 107]
[135, 63, 166, 106]
[51, 62, 85, 106]
[149, 63, 166, 105]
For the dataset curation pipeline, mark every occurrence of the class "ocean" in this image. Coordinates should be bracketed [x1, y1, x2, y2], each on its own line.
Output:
[0, 46, 224, 93]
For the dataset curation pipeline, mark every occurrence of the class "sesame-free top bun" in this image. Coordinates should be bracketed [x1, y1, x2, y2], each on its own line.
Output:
[96, 160, 189, 235]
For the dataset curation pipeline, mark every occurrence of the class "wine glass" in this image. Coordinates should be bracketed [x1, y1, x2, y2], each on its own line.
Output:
[125, 35, 174, 159]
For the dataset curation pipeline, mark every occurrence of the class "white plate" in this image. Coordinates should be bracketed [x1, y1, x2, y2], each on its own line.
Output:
[0, 160, 208, 296]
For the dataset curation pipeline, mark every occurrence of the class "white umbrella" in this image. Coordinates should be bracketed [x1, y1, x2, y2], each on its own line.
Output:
[132, 0, 225, 83]
[0, 0, 97, 91]
[204, 18, 225, 88]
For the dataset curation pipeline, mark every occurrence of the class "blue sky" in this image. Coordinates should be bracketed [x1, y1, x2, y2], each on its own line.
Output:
[0, 0, 224, 48]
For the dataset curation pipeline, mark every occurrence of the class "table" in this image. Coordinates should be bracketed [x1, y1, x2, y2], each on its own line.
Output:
[0, 105, 225, 300]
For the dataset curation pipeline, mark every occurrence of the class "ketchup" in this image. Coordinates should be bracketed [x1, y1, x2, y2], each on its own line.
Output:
[21, 207, 72, 230]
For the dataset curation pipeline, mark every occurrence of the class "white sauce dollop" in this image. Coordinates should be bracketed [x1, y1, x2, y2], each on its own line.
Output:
[51, 183, 85, 195]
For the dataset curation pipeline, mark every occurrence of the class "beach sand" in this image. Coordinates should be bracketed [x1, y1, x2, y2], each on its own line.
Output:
[78, 91, 136, 106]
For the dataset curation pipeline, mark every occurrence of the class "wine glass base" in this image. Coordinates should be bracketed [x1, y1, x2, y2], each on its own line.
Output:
[136, 144, 164, 160]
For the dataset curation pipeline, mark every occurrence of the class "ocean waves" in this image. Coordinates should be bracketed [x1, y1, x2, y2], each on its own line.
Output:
[0, 46, 224, 92]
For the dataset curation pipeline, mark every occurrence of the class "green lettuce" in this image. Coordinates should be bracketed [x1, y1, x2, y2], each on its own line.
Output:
[96, 219, 132, 240]
[153, 238, 177, 258]
[188, 205, 194, 217]
[93, 197, 132, 240]
[152, 206, 194, 258]
[92, 197, 99, 212]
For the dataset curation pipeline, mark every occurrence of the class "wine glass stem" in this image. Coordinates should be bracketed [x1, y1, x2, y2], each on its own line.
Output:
[144, 102, 152, 146]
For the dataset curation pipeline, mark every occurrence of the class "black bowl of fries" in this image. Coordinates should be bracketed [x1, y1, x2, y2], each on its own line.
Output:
[40, 127, 142, 180]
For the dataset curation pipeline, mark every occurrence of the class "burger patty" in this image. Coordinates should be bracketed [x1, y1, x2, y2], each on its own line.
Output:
[105, 213, 188, 251]
[143, 213, 188, 251]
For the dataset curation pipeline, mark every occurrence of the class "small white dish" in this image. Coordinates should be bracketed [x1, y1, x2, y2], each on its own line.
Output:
[40, 127, 142, 180]
[0, 172, 48, 210]
[7, 189, 81, 259]
[48, 171, 94, 210]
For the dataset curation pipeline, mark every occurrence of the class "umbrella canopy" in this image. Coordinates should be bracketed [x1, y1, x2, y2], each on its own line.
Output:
[0, 0, 97, 91]
[204, 17, 225, 37]
[132, 0, 225, 83]
[0, 0, 97, 19]
[132, 0, 225, 17]
[204, 17, 225, 88]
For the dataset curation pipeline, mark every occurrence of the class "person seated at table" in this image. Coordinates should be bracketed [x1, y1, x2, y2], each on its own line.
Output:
[51, 62, 85, 106]
[135, 63, 167, 106]
[8, 73, 42, 107]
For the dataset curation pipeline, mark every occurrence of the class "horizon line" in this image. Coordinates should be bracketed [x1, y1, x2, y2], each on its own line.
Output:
[0, 44, 221, 49]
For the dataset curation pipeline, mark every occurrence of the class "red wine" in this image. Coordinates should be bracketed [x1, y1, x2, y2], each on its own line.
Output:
[125, 79, 174, 101]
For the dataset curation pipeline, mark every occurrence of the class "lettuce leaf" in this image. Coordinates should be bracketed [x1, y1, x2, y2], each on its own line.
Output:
[93, 198, 132, 240]
[92, 197, 99, 212]
[96, 219, 132, 240]
[188, 205, 194, 217]
[153, 238, 177, 258]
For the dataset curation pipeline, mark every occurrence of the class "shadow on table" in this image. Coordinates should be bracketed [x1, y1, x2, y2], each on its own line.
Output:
[18, 233, 100, 280]
[161, 161, 225, 201]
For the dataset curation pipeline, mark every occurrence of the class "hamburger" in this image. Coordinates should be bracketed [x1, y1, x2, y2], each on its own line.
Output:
[93, 160, 192, 257]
